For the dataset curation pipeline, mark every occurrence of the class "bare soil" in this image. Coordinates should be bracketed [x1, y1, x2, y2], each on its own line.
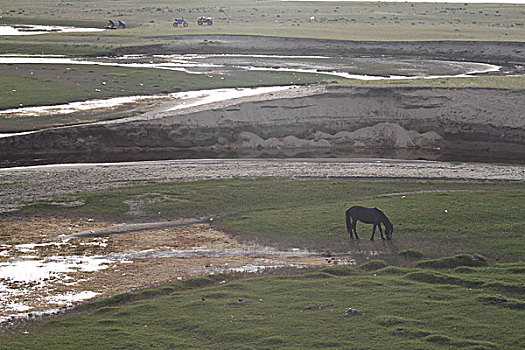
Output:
[0, 217, 335, 324]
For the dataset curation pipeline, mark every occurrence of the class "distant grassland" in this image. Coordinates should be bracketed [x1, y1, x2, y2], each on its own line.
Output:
[2, 62, 524, 110]
[0, 63, 321, 109]
[22, 178, 525, 262]
[1, 0, 524, 55]
[1, 60, 524, 132]
[0, 63, 326, 131]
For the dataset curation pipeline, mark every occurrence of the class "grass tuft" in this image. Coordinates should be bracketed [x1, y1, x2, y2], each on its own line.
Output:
[359, 260, 388, 271]
[483, 281, 525, 297]
[319, 265, 360, 276]
[478, 296, 525, 310]
[375, 266, 411, 275]
[405, 270, 483, 288]
[454, 266, 478, 274]
[377, 315, 413, 327]
[424, 334, 453, 345]
[415, 254, 488, 269]
[398, 249, 425, 259]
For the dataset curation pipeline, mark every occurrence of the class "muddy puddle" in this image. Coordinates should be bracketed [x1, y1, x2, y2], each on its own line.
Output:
[0, 218, 361, 325]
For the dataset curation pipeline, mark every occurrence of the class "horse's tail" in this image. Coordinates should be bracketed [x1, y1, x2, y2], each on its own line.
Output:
[345, 208, 352, 234]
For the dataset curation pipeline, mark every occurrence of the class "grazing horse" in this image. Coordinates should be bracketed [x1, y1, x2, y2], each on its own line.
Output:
[345, 206, 394, 241]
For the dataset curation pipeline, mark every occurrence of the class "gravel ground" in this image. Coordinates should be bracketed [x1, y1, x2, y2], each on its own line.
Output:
[1, 158, 523, 213]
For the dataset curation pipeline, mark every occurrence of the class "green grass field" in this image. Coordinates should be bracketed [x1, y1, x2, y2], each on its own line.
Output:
[1, 1, 524, 347]
[3, 177, 525, 348]
[2, 62, 525, 111]
[1, 257, 524, 349]
[21, 178, 525, 261]
[2, 0, 524, 45]
[0, 63, 324, 131]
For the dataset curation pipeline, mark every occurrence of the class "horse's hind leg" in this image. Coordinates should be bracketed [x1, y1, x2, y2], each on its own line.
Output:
[352, 221, 359, 240]
[347, 220, 354, 240]
[346, 210, 354, 239]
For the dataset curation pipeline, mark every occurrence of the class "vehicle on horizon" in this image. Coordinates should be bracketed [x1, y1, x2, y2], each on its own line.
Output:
[173, 18, 189, 27]
[197, 16, 213, 26]
[105, 20, 126, 30]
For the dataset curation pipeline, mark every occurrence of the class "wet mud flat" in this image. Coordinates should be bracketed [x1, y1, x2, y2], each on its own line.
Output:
[0, 24, 104, 36]
[0, 218, 355, 328]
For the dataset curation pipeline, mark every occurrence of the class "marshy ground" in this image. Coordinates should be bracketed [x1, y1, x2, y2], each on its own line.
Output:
[0, 217, 341, 322]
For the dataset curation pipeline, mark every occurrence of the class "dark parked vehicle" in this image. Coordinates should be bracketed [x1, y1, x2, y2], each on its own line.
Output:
[173, 18, 189, 27]
[197, 16, 213, 25]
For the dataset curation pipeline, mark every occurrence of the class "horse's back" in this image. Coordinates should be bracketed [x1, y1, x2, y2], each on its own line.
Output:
[347, 205, 384, 223]
[347, 205, 377, 213]
[347, 205, 368, 212]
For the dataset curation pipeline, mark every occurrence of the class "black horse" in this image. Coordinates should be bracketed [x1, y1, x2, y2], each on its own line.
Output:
[345, 206, 394, 241]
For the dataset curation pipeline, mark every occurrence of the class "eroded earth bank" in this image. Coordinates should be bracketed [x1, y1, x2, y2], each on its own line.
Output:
[1, 36, 524, 165]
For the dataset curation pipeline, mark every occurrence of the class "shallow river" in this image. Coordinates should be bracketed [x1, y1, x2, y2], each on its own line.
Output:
[0, 53, 500, 120]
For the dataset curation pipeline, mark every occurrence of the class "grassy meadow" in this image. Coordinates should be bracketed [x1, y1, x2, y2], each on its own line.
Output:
[1, 262, 524, 349]
[2, 177, 525, 349]
[21, 178, 525, 261]
[0, 63, 324, 131]
[1, 0, 524, 47]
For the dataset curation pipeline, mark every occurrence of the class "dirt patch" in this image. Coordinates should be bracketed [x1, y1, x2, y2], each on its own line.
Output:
[0, 217, 342, 325]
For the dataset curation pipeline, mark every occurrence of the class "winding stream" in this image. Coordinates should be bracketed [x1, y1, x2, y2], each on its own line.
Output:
[0, 53, 501, 122]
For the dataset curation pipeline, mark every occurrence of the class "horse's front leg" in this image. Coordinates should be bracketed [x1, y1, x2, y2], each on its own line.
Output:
[379, 224, 385, 240]
[370, 224, 376, 241]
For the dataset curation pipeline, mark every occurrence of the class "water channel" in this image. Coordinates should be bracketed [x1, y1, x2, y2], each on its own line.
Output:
[0, 53, 501, 121]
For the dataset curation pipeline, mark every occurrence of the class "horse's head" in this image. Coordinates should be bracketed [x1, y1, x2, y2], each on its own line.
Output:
[385, 225, 394, 240]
